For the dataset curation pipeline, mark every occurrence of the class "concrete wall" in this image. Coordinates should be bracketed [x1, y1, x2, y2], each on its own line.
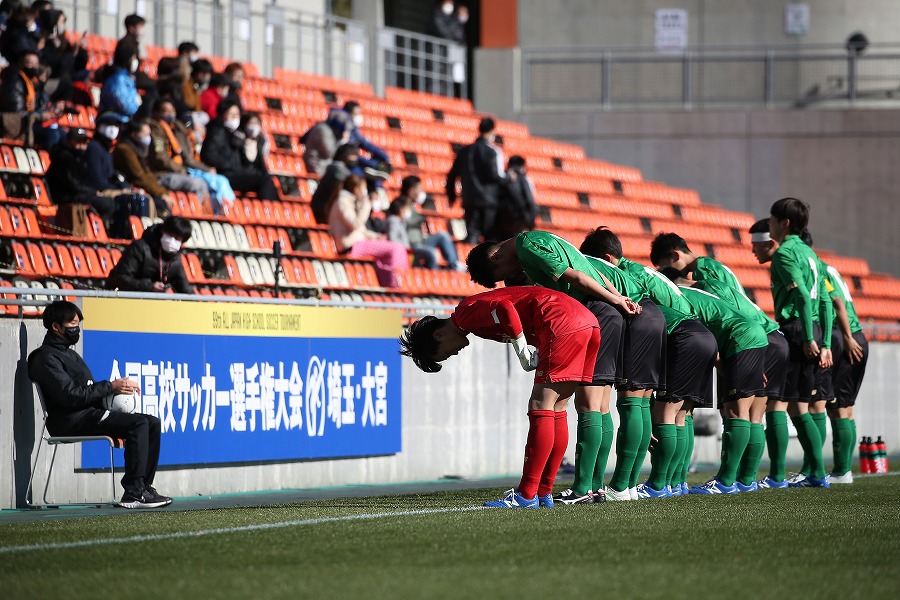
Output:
[3, 314, 899, 509]
[519, 107, 900, 277]
[517, 0, 900, 48]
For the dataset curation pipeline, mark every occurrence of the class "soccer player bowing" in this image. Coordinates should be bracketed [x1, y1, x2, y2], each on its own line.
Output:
[399, 286, 601, 508]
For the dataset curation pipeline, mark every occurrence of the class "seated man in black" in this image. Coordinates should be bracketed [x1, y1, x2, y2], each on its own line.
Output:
[27, 301, 171, 509]
[106, 215, 195, 294]
[45, 128, 119, 225]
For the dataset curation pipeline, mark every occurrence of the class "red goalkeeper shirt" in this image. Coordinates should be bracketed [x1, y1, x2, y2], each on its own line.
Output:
[450, 286, 596, 346]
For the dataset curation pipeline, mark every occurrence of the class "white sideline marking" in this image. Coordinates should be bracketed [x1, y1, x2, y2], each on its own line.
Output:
[0, 506, 484, 555]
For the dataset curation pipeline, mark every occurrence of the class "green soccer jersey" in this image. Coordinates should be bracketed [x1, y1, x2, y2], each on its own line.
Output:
[678, 286, 768, 359]
[770, 234, 826, 344]
[694, 256, 748, 297]
[694, 279, 780, 335]
[824, 264, 862, 334]
[585, 256, 649, 303]
[617, 257, 697, 334]
[515, 231, 607, 302]
[814, 258, 835, 347]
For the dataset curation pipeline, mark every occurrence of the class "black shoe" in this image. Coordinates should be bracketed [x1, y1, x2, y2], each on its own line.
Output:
[144, 485, 173, 506]
[118, 488, 167, 509]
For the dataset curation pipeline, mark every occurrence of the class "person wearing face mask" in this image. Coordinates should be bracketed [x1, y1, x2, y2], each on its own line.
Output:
[200, 73, 233, 120]
[182, 59, 213, 114]
[200, 99, 278, 201]
[45, 128, 121, 226]
[98, 44, 141, 119]
[113, 119, 178, 216]
[149, 98, 235, 214]
[301, 107, 355, 176]
[28, 300, 171, 509]
[0, 49, 68, 148]
[37, 9, 88, 102]
[223, 62, 245, 105]
[387, 176, 463, 271]
[446, 116, 506, 244]
[310, 142, 360, 224]
[342, 100, 392, 179]
[427, 0, 465, 43]
[106, 215, 194, 294]
[154, 42, 198, 116]
[237, 112, 269, 171]
[114, 13, 155, 94]
[0, 7, 42, 63]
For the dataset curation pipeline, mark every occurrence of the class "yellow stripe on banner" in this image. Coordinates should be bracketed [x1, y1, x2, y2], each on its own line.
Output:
[82, 298, 403, 338]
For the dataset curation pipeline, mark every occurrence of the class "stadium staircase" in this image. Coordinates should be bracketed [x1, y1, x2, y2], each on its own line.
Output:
[1, 33, 898, 340]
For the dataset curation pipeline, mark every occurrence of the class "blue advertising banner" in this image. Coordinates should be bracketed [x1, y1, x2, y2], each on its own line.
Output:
[80, 298, 403, 468]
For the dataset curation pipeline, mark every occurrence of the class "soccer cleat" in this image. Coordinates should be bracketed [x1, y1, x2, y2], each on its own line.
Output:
[118, 489, 168, 509]
[483, 488, 539, 508]
[629, 487, 639, 501]
[734, 480, 758, 493]
[670, 483, 683, 497]
[829, 471, 854, 484]
[680, 482, 690, 496]
[786, 472, 808, 486]
[603, 485, 632, 501]
[552, 488, 593, 505]
[757, 476, 789, 489]
[689, 478, 739, 495]
[591, 489, 607, 503]
[636, 482, 672, 499]
[538, 494, 555, 508]
[144, 485, 173, 506]
[788, 475, 831, 489]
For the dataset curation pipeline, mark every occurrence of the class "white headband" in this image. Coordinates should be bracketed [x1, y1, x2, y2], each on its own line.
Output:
[750, 232, 772, 243]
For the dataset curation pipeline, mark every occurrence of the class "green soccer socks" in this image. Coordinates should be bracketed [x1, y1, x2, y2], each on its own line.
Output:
[666, 425, 687, 487]
[592, 411, 615, 492]
[608, 397, 644, 491]
[792, 413, 826, 479]
[629, 396, 653, 488]
[765, 411, 789, 482]
[716, 418, 751, 486]
[830, 417, 852, 475]
[737, 423, 766, 485]
[647, 423, 677, 491]
[572, 411, 604, 495]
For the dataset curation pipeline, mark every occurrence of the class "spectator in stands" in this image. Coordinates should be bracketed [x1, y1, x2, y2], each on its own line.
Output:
[150, 98, 235, 214]
[301, 107, 354, 176]
[0, 6, 41, 63]
[0, 50, 67, 148]
[28, 300, 172, 510]
[139, 102, 210, 201]
[182, 58, 212, 116]
[155, 41, 197, 116]
[37, 8, 87, 102]
[311, 142, 358, 223]
[446, 116, 506, 243]
[98, 43, 141, 118]
[427, 0, 465, 44]
[237, 111, 269, 172]
[84, 111, 128, 177]
[106, 215, 194, 294]
[387, 176, 462, 271]
[494, 155, 538, 240]
[113, 119, 179, 215]
[328, 174, 407, 288]
[223, 62, 245, 104]
[45, 128, 118, 224]
[199, 73, 231, 120]
[200, 99, 277, 200]
[342, 100, 391, 177]
[115, 13, 154, 93]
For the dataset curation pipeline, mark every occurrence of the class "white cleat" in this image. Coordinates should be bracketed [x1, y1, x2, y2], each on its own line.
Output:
[786, 472, 808, 486]
[603, 485, 632, 501]
[629, 487, 639, 501]
[829, 471, 854, 484]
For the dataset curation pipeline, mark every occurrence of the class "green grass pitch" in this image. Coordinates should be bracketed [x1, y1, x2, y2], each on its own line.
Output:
[2, 475, 898, 599]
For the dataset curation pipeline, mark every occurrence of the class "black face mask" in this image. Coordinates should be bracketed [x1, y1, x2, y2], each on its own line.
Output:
[22, 67, 39, 79]
[60, 325, 80, 345]
[344, 159, 358, 169]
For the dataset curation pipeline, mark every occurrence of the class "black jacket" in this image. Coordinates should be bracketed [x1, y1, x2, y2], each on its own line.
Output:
[0, 64, 39, 112]
[446, 137, 504, 209]
[45, 143, 99, 204]
[497, 168, 538, 237]
[200, 118, 250, 179]
[105, 223, 194, 293]
[28, 332, 113, 434]
[426, 8, 465, 43]
[83, 138, 128, 191]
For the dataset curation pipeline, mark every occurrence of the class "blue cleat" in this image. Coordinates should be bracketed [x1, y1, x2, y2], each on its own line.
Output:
[538, 494, 555, 508]
[757, 476, 788, 489]
[689, 478, 739, 495]
[788, 475, 830, 489]
[681, 482, 690, 496]
[636, 482, 673, 499]
[483, 488, 539, 508]
[670, 483, 683, 497]
[734, 480, 758, 493]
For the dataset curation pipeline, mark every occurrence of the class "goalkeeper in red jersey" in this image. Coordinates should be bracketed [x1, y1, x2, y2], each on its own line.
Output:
[399, 286, 601, 508]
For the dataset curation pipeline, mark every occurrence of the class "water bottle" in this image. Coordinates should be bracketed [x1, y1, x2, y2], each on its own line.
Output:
[874, 436, 889, 473]
[859, 437, 873, 474]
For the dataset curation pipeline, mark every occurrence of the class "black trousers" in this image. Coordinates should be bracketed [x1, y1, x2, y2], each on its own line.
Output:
[463, 204, 498, 244]
[226, 171, 279, 201]
[49, 408, 161, 496]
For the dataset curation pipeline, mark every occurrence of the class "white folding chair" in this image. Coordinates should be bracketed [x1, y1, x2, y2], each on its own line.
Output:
[25, 384, 123, 508]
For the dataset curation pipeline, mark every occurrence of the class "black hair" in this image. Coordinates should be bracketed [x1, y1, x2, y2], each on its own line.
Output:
[152, 97, 175, 114]
[388, 196, 411, 217]
[748, 218, 770, 234]
[507, 155, 526, 170]
[334, 143, 359, 162]
[478, 117, 495, 135]
[401, 175, 421, 196]
[124, 118, 149, 136]
[216, 98, 241, 119]
[466, 241, 502, 288]
[800, 229, 814, 247]
[112, 43, 138, 70]
[178, 41, 199, 55]
[649, 233, 691, 266]
[580, 226, 622, 260]
[770, 197, 809, 234]
[239, 111, 260, 128]
[191, 59, 213, 75]
[224, 62, 244, 76]
[161, 216, 192, 242]
[123, 14, 145, 29]
[343, 100, 360, 114]
[42, 300, 83, 330]
[658, 266, 686, 283]
[398, 316, 446, 373]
